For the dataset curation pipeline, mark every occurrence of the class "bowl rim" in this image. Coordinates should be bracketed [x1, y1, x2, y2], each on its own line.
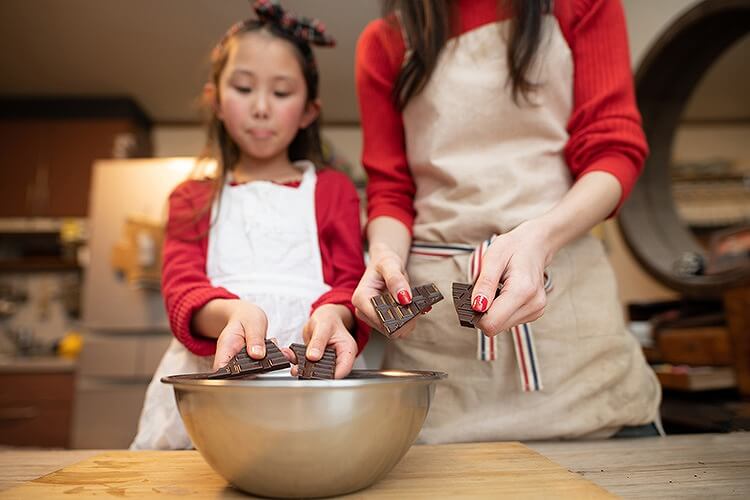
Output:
[161, 369, 447, 388]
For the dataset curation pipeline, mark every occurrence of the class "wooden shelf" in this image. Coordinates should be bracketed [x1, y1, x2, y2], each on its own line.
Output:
[655, 365, 736, 391]
[0, 258, 79, 273]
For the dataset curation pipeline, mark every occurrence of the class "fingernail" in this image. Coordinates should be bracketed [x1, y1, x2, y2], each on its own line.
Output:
[308, 347, 321, 360]
[251, 345, 264, 357]
[472, 295, 489, 313]
[397, 289, 412, 305]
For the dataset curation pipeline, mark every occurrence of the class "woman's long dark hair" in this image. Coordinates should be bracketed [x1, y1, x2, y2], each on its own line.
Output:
[383, 0, 553, 109]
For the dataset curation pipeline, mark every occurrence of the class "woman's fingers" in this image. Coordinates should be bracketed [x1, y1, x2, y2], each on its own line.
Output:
[352, 269, 387, 329]
[470, 243, 509, 315]
[476, 277, 546, 335]
[376, 254, 412, 305]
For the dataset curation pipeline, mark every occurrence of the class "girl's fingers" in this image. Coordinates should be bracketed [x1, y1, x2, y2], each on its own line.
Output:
[333, 342, 356, 379]
[305, 319, 333, 362]
[213, 321, 245, 370]
[243, 311, 269, 360]
[279, 345, 296, 364]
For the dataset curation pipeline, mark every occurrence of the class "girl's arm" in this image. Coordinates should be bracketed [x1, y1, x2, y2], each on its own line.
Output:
[161, 181, 239, 356]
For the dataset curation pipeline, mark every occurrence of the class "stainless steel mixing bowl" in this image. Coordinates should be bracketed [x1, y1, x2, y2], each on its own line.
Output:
[162, 370, 446, 498]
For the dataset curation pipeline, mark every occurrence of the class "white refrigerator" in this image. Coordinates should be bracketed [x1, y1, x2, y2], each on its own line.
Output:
[74, 158, 198, 448]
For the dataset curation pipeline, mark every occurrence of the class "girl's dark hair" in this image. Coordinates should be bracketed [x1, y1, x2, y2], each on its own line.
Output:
[383, 0, 553, 109]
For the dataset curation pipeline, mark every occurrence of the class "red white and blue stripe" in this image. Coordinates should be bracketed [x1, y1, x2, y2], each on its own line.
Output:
[412, 237, 546, 392]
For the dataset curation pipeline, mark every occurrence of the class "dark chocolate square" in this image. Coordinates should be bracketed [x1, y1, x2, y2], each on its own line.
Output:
[370, 283, 444, 337]
[289, 343, 336, 380]
[206, 339, 290, 379]
[452, 282, 501, 328]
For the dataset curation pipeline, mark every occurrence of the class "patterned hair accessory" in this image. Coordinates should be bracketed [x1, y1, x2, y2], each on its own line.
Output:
[253, 0, 336, 47]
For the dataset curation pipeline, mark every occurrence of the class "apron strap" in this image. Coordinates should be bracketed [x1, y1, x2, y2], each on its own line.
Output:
[412, 237, 549, 392]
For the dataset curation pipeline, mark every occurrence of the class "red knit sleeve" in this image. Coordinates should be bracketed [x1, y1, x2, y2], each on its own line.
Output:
[355, 18, 416, 233]
[563, 0, 649, 215]
[161, 180, 238, 356]
[311, 170, 370, 354]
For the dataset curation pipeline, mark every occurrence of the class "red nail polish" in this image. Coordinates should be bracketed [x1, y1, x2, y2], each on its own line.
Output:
[472, 295, 489, 313]
[422, 306, 432, 314]
[397, 289, 412, 305]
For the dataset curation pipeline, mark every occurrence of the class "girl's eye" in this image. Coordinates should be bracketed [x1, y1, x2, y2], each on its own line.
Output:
[234, 86, 252, 94]
[274, 91, 291, 98]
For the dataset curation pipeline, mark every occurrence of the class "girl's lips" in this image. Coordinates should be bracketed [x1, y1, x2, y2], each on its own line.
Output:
[248, 128, 274, 139]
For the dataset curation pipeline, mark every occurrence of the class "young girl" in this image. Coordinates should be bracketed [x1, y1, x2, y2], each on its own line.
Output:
[131, 0, 368, 450]
[353, 0, 661, 443]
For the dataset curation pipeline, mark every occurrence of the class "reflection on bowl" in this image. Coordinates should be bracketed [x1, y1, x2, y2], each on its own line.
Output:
[162, 369, 446, 498]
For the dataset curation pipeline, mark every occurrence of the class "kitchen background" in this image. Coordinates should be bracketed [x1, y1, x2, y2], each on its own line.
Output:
[0, 0, 748, 448]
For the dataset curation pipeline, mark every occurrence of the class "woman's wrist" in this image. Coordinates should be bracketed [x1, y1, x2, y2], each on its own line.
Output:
[367, 216, 412, 262]
[524, 215, 562, 266]
[368, 242, 397, 262]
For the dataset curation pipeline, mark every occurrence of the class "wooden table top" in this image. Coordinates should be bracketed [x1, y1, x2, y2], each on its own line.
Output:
[0, 433, 748, 498]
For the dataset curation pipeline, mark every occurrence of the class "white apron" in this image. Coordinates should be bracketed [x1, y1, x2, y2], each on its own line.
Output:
[131, 161, 330, 449]
[384, 17, 661, 443]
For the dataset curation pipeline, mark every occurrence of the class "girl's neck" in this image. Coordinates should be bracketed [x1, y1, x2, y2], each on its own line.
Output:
[231, 154, 302, 184]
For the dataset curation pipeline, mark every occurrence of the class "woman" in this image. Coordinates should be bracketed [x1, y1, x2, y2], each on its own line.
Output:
[353, 0, 661, 443]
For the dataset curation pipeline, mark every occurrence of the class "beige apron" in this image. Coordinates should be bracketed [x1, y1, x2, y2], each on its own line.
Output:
[384, 17, 661, 443]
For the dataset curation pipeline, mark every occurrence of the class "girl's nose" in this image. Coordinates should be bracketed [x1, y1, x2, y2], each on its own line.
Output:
[252, 94, 270, 119]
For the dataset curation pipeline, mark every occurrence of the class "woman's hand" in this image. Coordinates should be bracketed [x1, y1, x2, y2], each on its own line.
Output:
[352, 243, 418, 339]
[212, 301, 269, 371]
[287, 304, 357, 379]
[471, 220, 552, 336]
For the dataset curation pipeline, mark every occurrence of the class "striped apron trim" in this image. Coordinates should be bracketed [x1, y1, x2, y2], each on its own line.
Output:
[412, 238, 548, 392]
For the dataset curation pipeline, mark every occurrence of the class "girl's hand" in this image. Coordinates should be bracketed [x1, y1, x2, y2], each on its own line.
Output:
[286, 304, 357, 379]
[352, 245, 417, 339]
[471, 220, 552, 336]
[212, 301, 269, 371]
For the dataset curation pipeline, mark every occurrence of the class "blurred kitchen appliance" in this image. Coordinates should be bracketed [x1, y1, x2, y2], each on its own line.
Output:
[73, 158, 201, 448]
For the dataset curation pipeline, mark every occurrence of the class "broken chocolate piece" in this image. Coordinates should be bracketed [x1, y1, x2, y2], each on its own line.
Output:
[371, 283, 444, 337]
[289, 343, 336, 380]
[207, 339, 290, 379]
[452, 282, 501, 328]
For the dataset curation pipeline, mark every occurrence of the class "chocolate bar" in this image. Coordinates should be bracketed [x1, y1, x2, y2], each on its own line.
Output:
[371, 283, 444, 337]
[289, 343, 336, 380]
[207, 339, 290, 379]
[452, 282, 501, 328]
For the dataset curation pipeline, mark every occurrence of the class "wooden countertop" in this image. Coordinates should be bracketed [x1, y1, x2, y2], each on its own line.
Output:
[0, 433, 748, 498]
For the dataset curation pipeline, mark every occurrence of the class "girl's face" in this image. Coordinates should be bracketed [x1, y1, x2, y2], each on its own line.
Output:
[214, 32, 319, 164]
